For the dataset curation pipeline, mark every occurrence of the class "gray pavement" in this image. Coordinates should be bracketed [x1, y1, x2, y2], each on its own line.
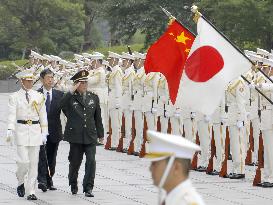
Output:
[0, 92, 273, 204]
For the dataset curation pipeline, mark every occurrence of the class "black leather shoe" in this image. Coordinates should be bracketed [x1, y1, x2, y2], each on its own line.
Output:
[196, 166, 207, 172]
[257, 182, 273, 188]
[207, 170, 220, 175]
[17, 184, 25, 197]
[133, 152, 139, 156]
[229, 173, 245, 179]
[27, 194, 37, 200]
[122, 148, 128, 153]
[71, 185, 78, 195]
[48, 185, 57, 190]
[84, 190, 94, 197]
[38, 183, 47, 192]
[109, 147, 117, 151]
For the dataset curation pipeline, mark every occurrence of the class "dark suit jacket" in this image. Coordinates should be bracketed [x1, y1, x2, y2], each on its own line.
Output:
[59, 91, 104, 145]
[38, 88, 64, 143]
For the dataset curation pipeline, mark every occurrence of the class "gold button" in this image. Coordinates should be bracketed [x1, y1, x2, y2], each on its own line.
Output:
[84, 125, 87, 127]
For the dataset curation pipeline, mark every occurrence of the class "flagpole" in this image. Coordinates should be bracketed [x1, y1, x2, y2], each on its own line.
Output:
[191, 5, 273, 84]
[160, 6, 196, 37]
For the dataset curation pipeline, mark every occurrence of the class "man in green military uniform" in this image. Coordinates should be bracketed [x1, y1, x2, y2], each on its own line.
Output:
[59, 70, 104, 197]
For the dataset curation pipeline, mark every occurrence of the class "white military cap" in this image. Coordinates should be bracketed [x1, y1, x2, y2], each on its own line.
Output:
[133, 51, 145, 60]
[82, 52, 92, 58]
[246, 53, 263, 63]
[90, 52, 104, 60]
[50, 55, 62, 62]
[74, 54, 84, 61]
[108, 51, 121, 59]
[15, 70, 34, 80]
[76, 60, 84, 67]
[144, 130, 201, 161]
[262, 58, 273, 67]
[59, 59, 68, 66]
[43, 54, 53, 61]
[30, 51, 45, 60]
[244, 50, 256, 56]
[257, 48, 270, 57]
[121, 52, 135, 60]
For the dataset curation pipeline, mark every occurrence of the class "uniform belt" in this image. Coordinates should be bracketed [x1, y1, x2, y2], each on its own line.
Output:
[17, 120, 40, 125]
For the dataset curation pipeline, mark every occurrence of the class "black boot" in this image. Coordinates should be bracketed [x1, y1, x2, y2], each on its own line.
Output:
[27, 194, 37, 200]
[17, 184, 25, 197]
[84, 190, 94, 197]
[71, 184, 78, 195]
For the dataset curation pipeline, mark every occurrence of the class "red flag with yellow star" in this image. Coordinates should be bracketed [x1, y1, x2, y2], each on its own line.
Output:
[144, 20, 195, 104]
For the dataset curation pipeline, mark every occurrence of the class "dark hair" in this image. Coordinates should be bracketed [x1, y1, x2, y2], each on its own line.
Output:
[165, 157, 191, 177]
[40, 69, 53, 79]
[98, 59, 103, 64]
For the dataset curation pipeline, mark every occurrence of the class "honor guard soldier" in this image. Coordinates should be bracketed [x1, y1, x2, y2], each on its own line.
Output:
[59, 70, 104, 196]
[226, 77, 248, 179]
[6, 70, 48, 200]
[120, 52, 135, 152]
[107, 51, 123, 150]
[132, 52, 146, 154]
[145, 130, 205, 205]
[85, 52, 109, 143]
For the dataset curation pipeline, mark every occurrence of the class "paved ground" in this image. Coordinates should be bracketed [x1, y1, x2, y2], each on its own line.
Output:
[0, 92, 273, 205]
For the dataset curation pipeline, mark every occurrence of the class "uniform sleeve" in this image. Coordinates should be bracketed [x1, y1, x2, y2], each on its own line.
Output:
[236, 84, 247, 122]
[261, 83, 273, 91]
[7, 94, 17, 130]
[38, 95, 48, 134]
[153, 73, 160, 106]
[59, 92, 73, 115]
[115, 71, 122, 100]
[94, 95, 104, 138]
[88, 72, 100, 85]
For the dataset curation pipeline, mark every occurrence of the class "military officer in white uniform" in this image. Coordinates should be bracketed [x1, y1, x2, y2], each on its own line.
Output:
[6, 70, 48, 200]
[86, 52, 109, 143]
[226, 77, 248, 179]
[145, 130, 205, 205]
[132, 52, 146, 154]
[120, 52, 135, 152]
[107, 51, 123, 149]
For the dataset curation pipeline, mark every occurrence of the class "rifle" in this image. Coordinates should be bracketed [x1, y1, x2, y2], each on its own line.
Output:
[127, 45, 134, 101]
[7, 61, 30, 79]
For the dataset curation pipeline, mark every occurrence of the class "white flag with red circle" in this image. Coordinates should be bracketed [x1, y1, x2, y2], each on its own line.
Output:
[176, 17, 252, 115]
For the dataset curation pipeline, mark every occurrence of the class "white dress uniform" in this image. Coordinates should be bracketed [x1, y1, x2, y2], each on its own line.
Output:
[132, 66, 146, 152]
[143, 72, 160, 130]
[164, 179, 205, 205]
[182, 108, 196, 143]
[258, 80, 273, 183]
[157, 74, 170, 133]
[226, 78, 247, 176]
[108, 65, 123, 148]
[211, 96, 227, 172]
[195, 112, 211, 169]
[7, 88, 48, 196]
[88, 66, 108, 141]
[121, 65, 135, 149]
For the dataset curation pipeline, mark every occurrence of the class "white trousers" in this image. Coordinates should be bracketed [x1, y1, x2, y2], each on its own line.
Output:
[101, 103, 109, 142]
[183, 119, 196, 142]
[109, 108, 122, 148]
[160, 116, 169, 133]
[197, 121, 211, 167]
[123, 109, 133, 149]
[229, 125, 246, 174]
[170, 117, 181, 136]
[16, 146, 39, 195]
[262, 129, 273, 182]
[213, 124, 226, 172]
[145, 112, 157, 131]
[251, 118, 260, 162]
[134, 111, 144, 152]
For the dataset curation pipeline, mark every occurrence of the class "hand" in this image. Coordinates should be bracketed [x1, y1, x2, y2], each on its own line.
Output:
[246, 112, 250, 120]
[190, 112, 196, 119]
[151, 107, 157, 114]
[115, 103, 120, 109]
[248, 83, 255, 89]
[221, 116, 227, 124]
[236, 121, 244, 129]
[164, 111, 170, 118]
[129, 105, 134, 111]
[6, 130, 14, 145]
[204, 115, 211, 123]
[70, 82, 81, 94]
[174, 111, 180, 119]
[42, 133, 47, 144]
[98, 138, 104, 144]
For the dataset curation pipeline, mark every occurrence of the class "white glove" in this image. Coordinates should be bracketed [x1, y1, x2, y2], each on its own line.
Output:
[42, 133, 48, 144]
[204, 115, 211, 123]
[248, 83, 255, 89]
[221, 116, 228, 124]
[236, 121, 244, 129]
[151, 107, 157, 114]
[246, 112, 250, 120]
[5, 130, 14, 145]
[129, 104, 134, 111]
[190, 112, 196, 119]
[174, 110, 181, 119]
[165, 111, 170, 118]
[115, 103, 120, 109]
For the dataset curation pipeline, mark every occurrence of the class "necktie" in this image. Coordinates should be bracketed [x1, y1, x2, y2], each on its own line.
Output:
[45, 92, 51, 113]
[25, 92, 29, 103]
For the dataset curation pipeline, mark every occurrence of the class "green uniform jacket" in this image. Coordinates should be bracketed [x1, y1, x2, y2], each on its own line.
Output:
[59, 91, 104, 145]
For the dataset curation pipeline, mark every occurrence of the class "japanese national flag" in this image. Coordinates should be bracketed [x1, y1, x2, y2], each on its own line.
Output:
[176, 17, 252, 115]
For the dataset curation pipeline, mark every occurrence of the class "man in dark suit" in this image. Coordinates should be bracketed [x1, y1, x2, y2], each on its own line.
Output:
[37, 69, 64, 192]
[59, 70, 104, 197]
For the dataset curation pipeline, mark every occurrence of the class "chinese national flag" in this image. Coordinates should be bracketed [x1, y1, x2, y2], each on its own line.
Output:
[144, 20, 195, 104]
